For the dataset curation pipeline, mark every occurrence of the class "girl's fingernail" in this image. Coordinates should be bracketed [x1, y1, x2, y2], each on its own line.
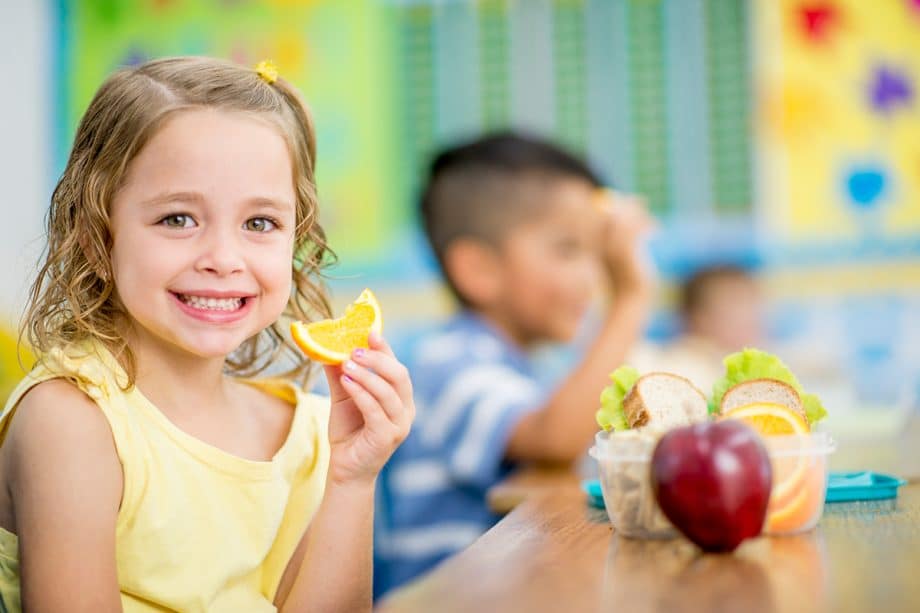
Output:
[353, 348, 366, 359]
[344, 360, 357, 372]
[343, 374, 354, 384]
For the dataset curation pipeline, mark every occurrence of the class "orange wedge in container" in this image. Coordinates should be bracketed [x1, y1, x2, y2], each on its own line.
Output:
[765, 460, 826, 534]
[721, 402, 819, 532]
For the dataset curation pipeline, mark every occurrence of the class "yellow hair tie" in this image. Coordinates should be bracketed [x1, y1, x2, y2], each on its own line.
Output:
[255, 60, 279, 84]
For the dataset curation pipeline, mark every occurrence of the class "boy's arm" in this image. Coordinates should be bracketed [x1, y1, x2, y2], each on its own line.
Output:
[8, 380, 124, 612]
[506, 290, 649, 463]
[507, 195, 654, 464]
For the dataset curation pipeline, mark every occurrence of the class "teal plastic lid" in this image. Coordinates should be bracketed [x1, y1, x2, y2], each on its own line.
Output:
[825, 471, 907, 503]
[582, 479, 604, 509]
[582, 470, 908, 509]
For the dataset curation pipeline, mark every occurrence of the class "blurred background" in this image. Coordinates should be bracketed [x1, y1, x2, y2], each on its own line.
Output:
[1, 0, 918, 432]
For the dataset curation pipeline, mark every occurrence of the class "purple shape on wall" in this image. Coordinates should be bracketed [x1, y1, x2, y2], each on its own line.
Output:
[869, 65, 913, 114]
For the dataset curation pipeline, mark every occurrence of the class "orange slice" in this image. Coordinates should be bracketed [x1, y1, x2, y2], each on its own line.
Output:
[765, 461, 826, 534]
[721, 402, 810, 436]
[720, 402, 811, 517]
[290, 288, 382, 365]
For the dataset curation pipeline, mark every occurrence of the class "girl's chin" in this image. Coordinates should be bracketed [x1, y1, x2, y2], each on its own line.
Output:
[170, 335, 256, 360]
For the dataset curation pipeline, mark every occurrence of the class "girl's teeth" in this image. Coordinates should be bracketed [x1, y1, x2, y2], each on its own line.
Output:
[180, 295, 243, 311]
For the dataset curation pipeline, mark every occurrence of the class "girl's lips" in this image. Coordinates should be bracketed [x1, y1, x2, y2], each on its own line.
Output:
[169, 291, 254, 324]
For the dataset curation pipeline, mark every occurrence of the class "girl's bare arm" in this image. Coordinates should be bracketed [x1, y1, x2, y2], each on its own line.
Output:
[275, 334, 414, 612]
[7, 380, 123, 612]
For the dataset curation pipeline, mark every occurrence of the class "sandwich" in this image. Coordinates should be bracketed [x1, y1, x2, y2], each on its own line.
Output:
[597, 366, 708, 432]
[710, 348, 827, 427]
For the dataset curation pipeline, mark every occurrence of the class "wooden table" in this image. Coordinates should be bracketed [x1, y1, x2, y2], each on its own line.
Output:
[377, 417, 920, 613]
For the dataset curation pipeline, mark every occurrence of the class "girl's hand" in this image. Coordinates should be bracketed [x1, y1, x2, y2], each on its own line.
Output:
[322, 332, 415, 486]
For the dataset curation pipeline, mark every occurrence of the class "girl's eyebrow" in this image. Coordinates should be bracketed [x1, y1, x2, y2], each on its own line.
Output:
[139, 192, 294, 212]
[248, 196, 295, 212]
[140, 191, 205, 207]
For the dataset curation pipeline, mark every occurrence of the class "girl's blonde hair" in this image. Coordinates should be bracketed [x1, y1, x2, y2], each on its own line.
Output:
[25, 56, 333, 386]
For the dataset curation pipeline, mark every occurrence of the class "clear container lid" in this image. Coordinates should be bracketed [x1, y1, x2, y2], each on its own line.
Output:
[589, 428, 666, 462]
[761, 431, 836, 457]
[589, 428, 836, 462]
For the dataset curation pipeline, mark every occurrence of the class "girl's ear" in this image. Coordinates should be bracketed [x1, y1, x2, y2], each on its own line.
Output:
[443, 238, 503, 308]
[76, 222, 110, 283]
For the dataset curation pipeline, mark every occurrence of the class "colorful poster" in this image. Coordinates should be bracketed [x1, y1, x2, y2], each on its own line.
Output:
[757, 0, 920, 248]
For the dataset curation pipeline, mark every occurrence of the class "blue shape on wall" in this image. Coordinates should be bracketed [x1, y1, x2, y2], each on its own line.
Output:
[846, 167, 887, 208]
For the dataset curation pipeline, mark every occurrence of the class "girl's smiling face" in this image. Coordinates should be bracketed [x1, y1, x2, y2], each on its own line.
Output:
[109, 108, 297, 363]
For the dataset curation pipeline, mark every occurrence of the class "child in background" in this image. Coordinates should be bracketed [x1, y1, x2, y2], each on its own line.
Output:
[0, 57, 414, 612]
[630, 264, 764, 392]
[374, 133, 653, 596]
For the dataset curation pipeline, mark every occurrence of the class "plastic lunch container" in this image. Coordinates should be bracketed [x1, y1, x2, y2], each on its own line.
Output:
[588, 429, 677, 539]
[588, 429, 837, 539]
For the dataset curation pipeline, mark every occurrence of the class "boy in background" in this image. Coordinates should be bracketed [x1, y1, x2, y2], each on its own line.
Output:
[630, 264, 764, 393]
[375, 133, 653, 596]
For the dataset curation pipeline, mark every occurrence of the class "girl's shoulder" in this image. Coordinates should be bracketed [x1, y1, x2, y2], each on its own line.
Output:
[3, 376, 119, 459]
[4, 377, 116, 455]
[0, 342, 129, 486]
[0, 377, 122, 528]
[9, 341, 129, 405]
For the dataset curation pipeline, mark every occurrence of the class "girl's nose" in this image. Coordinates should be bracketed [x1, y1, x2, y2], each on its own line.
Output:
[194, 228, 245, 276]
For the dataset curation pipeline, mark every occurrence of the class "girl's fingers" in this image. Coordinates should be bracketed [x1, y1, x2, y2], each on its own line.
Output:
[342, 358, 410, 426]
[323, 364, 350, 403]
[339, 373, 393, 433]
[368, 332, 396, 358]
[350, 345, 413, 405]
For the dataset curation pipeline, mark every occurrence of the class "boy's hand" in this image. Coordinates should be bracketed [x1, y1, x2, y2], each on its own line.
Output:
[596, 190, 656, 295]
[322, 333, 415, 487]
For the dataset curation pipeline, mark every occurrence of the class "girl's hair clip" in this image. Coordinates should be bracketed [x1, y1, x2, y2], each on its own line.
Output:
[255, 60, 279, 85]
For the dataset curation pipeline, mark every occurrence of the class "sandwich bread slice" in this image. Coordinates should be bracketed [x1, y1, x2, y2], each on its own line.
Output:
[719, 378, 806, 421]
[623, 373, 708, 430]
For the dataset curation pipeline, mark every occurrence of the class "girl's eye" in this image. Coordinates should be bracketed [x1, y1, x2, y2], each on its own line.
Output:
[160, 214, 195, 228]
[554, 238, 581, 257]
[244, 217, 277, 232]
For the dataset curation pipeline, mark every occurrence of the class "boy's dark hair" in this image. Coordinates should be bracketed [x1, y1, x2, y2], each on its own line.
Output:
[680, 264, 754, 317]
[420, 132, 602, 304]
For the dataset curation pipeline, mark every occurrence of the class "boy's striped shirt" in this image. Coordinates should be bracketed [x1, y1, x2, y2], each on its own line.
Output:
[374, 312, 544, 597]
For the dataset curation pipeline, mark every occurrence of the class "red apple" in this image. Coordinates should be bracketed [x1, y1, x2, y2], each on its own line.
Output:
[650, 421, 772, 552]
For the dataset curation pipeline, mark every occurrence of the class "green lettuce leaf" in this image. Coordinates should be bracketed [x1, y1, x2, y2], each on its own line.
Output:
[710, 348, 827, 424]
[596, 365, 640, 431]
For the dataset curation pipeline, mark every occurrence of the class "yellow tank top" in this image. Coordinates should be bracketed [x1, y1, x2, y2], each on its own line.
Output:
[0, 341, 330, 612]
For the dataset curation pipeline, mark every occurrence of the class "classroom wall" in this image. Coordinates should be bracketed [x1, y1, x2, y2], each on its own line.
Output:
[0, 1, 50, 330]
[2, 0, 918, 411]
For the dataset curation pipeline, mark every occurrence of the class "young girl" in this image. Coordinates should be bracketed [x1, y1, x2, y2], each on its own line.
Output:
[0, 57, 414, 612]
